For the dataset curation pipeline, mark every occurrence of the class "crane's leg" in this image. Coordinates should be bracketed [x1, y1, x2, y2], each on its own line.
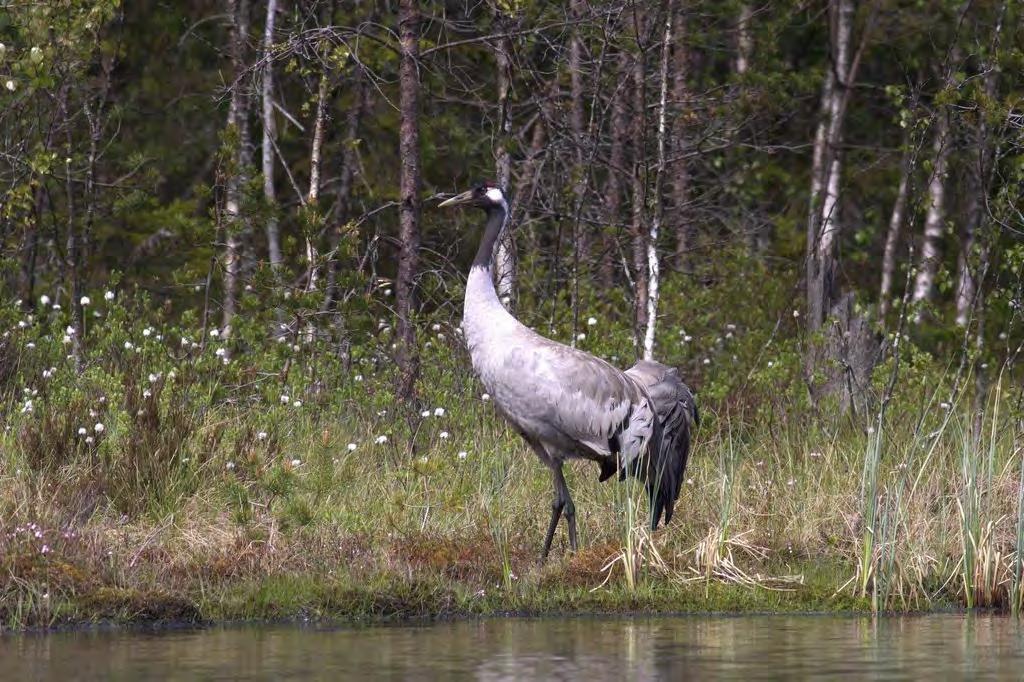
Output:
[541, 462, 578, 561]
[541, 485, 564, 561]
[554, 463, 578, 553]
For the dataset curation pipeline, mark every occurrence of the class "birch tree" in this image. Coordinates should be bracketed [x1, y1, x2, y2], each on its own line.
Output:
[806, 0, 854, 332]
[223, 0, 252, 333]
[910, 95, 951, 312]
[642, 5, 673, 361]
[878, 139, 912, 318]
[261, 0, 282, 271]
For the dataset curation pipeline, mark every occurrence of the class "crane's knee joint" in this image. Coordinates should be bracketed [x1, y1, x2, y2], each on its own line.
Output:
[551, 498, 565, 512]
[564, 501, 576, 518]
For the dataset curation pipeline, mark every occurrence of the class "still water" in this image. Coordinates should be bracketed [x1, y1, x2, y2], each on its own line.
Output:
[5, 615, 1024, 680]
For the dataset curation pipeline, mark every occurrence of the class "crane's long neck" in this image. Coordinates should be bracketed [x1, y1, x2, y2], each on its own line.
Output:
[472, 202, 508, 272]
[464, 202, 513, 349]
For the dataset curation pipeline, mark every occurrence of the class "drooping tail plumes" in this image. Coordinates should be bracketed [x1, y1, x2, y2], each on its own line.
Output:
[625, 360, 698, 529]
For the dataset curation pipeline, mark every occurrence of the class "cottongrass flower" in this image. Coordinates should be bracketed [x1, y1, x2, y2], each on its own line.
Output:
[439, 431, 450, 440]
[290, 458, 302, 467]
[94, 423, 105, 434]
[123, 341, 133, 350]
[421, 410, 431, 418]
[257, 431, 268, 440]
[587, 316, 597, 326]
[280, 395, 290, 405]
[39, 294, 51, 306]
[457, 451, 468, 460]
[793, 309, 800, 318]
[347, 443, 357, 452]
[85, 436, 94, 445]
[142, 389, 152, 398]
[419, 456, 428, 464]
[703, 358, 711, 365]
[683, 335, 693, 342]
[65, 325, 76, 336]
[293, 400, 303, 408]
[148, 373, 159, 383]
[354, 374, 364, 382]
[80, 296, 90, 306]
[77, 427, 87, 436]
[52, 303, 61, 310]
[215, 347, 226, 357]
[209, 328, 219, 338]
[143, 328, 152, 337]
[433, 407, 445, 417]
[431, 323, 442, 332]
[939, 401, 951, 410]
[576, 332, 586, 341]
[104, 290, 115, 301]
[481, 393, 490, 401]
[226, 461, 235, 470]
[375, 435, 388, 445]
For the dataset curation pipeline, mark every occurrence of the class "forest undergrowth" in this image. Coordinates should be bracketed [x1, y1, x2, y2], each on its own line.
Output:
[1, 258, 1022, 631]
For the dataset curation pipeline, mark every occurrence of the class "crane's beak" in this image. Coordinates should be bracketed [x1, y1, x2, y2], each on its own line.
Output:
[438, 189, 475, 208]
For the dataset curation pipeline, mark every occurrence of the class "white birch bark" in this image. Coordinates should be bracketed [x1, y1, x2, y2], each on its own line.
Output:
[734, 4, 752, 76]
[911, 108, 950, 308]
[261, 0, 282, 270]
[643, 9, 672, 361]
[879, 141, 912, 318]
[304, 68, 329, 292]
[807, 0, 852, 331]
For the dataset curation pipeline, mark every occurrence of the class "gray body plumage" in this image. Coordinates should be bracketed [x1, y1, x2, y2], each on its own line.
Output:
[443, 184, 697, 556]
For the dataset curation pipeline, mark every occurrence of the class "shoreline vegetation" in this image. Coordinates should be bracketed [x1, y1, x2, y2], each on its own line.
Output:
[2, 270, 1021, 633]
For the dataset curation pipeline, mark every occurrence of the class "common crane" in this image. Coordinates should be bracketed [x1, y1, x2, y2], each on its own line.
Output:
[440, 183, 698, 559]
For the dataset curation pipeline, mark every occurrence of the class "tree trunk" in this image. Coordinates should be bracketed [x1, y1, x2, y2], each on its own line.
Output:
[878, 139, 912, 318]
[643, 8, 672, 361]
[305, 66, 330, 292]
[806, 0, 853, 332]
[223, 0, 252, 333]
[911, 106, 950, 311]
[568, 0, 587, 258]
[734, 4, 753, 76]
[58, 85, 83, 368]
[323, 69, 367, 314]
[261, 0, 283, 271]
[601, 53, 630, 289]
[669, 2, 691, 270]
[955, 44, 999, 328]
[396, 0, 421, 400]
[493, 12, 516, 306]
[629, 23, 649, 353]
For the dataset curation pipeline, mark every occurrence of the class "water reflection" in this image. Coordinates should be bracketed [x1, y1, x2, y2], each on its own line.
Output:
[5, 615, 1024, 680]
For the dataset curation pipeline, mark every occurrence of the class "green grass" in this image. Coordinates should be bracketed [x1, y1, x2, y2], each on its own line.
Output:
[1, 266, 1021, 631]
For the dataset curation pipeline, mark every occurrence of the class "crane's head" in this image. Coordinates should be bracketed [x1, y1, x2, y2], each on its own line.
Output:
[438, 182, 506, 211]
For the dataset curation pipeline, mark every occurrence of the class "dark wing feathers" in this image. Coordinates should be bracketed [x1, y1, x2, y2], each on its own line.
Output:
[625, 360, 698, 528]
